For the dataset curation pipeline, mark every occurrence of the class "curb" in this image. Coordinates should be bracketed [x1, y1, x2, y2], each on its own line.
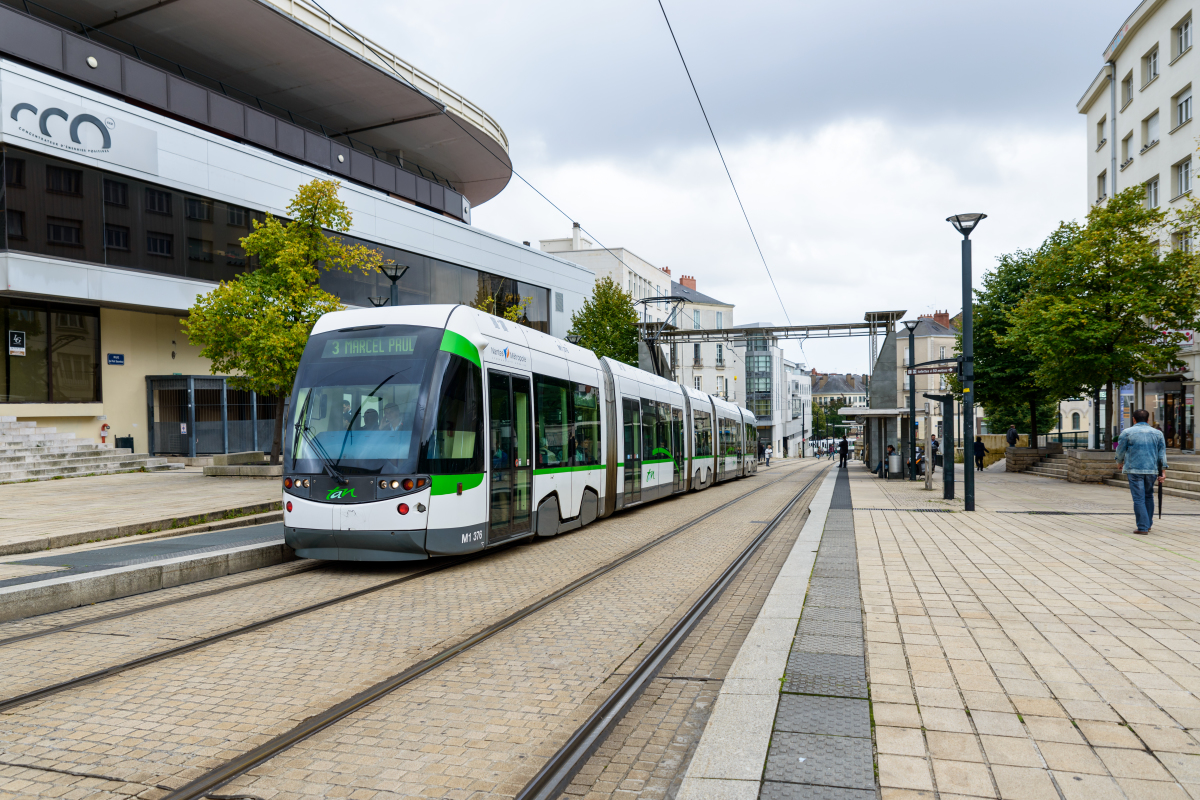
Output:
[0, 539, 295, 623]
[0, 500, 284, 557]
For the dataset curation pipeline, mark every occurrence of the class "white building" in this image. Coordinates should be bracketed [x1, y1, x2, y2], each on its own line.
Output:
[1078, 0, 1199, 450]
[785, 360, 812, 457]
[671, 277, 737, 400]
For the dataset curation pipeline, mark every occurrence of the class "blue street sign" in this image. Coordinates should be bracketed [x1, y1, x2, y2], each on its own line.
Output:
[107, 354, 125, 365]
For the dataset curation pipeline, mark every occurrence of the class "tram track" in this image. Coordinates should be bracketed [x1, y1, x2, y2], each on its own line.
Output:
[159, 463, 827, 800]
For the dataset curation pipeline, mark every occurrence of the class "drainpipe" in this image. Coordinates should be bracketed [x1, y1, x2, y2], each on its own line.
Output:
[1108, 60, 1118, 195]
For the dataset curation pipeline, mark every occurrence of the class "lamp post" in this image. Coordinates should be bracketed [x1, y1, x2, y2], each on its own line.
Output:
[377, 263, 409, 307]
[946, 212, 987, 511]
[903, 319, 919, 480]
[565, 334, 581, 345]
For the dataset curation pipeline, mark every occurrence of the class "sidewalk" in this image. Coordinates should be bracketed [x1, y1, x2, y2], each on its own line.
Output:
[679, 463, 1200, 799]
[0, 469, 281, 556]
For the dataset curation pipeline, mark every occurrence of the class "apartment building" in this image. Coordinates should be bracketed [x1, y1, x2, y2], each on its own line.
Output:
[786, 360, 813, 456]
[1078, 0, 1198, 450]
[671, 276, 737, 399]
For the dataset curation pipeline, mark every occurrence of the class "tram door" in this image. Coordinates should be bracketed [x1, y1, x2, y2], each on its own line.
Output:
[622, 397, 641, 504]
[488, 372, 533, 542]
[671, 406, 685, 493]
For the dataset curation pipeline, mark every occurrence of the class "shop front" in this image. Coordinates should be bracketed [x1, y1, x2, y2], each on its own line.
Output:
[1144, 379, 1194, 451]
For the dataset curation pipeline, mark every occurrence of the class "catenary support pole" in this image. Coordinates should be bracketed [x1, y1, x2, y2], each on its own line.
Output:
[962, 236, 975, 511]
[908, 325, 917, 480]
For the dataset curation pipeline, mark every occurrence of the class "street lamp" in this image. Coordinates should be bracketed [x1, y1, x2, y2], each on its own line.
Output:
[946, 212, 986, 511]
[376, 263, 409, 307]
[367, 297, 389, 308]
[565, 334, 581, 345]
[903, 319, 920, 480]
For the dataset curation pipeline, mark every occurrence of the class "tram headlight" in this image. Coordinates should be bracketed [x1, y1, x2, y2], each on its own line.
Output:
[392, 479, 402, 489]
[302, 479, 310, 488]
[401, 478, 413, 490]
[379, 480, 388, 489]
[397, 502, 409, 515]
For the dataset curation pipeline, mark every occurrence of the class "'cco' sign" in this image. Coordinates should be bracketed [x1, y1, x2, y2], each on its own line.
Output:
[2, 87, 158, 174]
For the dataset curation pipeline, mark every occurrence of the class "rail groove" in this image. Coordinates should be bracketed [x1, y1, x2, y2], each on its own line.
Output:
[160, 465, 824, 800]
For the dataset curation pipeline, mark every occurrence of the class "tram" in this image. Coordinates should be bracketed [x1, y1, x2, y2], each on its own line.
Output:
[282, 304, 759, 561]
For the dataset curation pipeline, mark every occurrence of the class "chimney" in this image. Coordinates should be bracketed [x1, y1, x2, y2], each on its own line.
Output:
[523, 241, 530, 246]
[848, 375, 856, 389]
[571, 222, 581, 251]
[662, 266, 671, 277]
[934, 309, 950, 328]
[680, 275, 697, 290]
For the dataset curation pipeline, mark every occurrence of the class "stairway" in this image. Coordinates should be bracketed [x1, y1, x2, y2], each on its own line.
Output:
[1023, 452, 1069, 480]
[0, 417, 182, 484]
[1103, 457, 1200, 502]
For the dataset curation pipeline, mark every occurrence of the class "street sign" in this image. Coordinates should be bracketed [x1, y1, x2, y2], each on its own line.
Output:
[906, 365, 956, 375]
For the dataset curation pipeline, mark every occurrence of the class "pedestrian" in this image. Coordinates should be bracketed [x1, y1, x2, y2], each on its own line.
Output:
[765, 445, 772, 467]
[929, 434, 939, 473]
[1006, 424, 1018, 448]
[874, 444, 895, 476]
[838, 435, 849, 468]
[826, 441, 835, 461]
[1115, 408, 1167, 535]
[973, 436, 988, 471]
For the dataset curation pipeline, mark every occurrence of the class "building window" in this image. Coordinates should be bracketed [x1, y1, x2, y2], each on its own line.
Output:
[1147, 177, 1161, 208]
[225, 243, 246, 267]
[939, 346, 946, 359]
[1145, 46, 1160, 85]
[1175, 230, 1193, 251]
[145, 188, 172, 216]
[1177, 87, 1193, 128]
[694, 377, 702, 391]
[1177, 158, 1192, 197]
[1072, 412, 1081, 430]
[1177, 16, 1193, 57]
[103, 179, 127, 207]
[187, 238, 214, 262]
[227, 206, 248, 226]
[46, 218, 82, 247]
[1096, 117, 1107, 149]
[104, 224, 130, 251]
[1122, 72, 1134, 106]
[147, 232, 174, 257]
[185, 198, 213, 221]
[693, 309, 700, 329]
[716, 311, 723, 329]
[46, 166, 82, 195]
[5, 158, 25, 187]
[1097, 171, 1107, 202]
[0, 302, 101, 403]
[716, 343, 723, 364]
[1144, 111, 1161, 149]
[693, 343, 701, 364]
[6, 210, 25, 240]
[1122, 132, 1133, 166]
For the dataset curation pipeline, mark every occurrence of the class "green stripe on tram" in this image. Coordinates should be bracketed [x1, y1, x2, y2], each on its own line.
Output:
[439, 329, 480, 366]
[431, 473, 485, 495]
[532, 465, 606, 476]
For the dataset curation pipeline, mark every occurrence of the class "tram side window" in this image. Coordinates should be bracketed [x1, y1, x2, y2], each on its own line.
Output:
[671, 407, 685, 465]
[423, 355, 483, 472]
[641, 399, 658, 462]
[535, 375, 571, 468]
[656, 402, 672, 461]
[694, 409, 713, 457]
[572, 382, 601, 465]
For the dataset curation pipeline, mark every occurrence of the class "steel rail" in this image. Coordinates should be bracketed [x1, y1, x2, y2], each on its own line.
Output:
[515, 468, 825, 799]
[0, 561, 325, 649]
[159, 465, 822, 800]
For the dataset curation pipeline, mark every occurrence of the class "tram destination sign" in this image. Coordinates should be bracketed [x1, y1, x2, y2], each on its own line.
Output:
[322, 335, 417, 359]
[906, 365, 957, 375]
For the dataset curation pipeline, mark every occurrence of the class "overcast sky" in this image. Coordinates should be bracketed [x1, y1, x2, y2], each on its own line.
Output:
[327, 0, 1135, 372]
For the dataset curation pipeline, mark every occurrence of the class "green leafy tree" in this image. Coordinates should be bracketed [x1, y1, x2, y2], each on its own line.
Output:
[183, 179, 386, 464]
[955, 234, 1072, 438]
[1003, 187, 1200, 445]
[568, 276, 639, 365]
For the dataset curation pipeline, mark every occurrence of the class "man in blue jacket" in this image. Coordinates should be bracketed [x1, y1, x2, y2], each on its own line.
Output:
[1115, 409, 1167, 535]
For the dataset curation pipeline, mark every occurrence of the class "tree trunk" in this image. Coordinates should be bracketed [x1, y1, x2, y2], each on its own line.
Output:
[270, 391, 286, 466]
[1104, 380, 1115, 450]
[1029, 399, 1038, 447]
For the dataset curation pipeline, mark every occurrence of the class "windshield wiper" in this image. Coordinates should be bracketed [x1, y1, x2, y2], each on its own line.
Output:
[292, 391, 348, 485]
[335, 371, 401, 466]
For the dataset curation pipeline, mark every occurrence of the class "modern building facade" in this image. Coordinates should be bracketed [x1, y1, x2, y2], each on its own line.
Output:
[785, 360, 812, 457]
[1078, 0, 1198, 450]
[0, 0, 595, 456]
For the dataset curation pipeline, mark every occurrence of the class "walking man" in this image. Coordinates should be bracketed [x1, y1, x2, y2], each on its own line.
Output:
[929, 434, 939, 473]
[973, 436, 988, 471]
[838, 435, 849, 468]
[1115, 408, 1167, 535]
[1006, 424, 1018, 448]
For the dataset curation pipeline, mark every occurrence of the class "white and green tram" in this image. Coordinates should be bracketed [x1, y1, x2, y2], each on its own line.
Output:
[282, 304, 759, 561]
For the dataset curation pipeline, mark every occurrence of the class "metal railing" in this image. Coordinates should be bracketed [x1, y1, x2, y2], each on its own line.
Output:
[1038, 431, 1089, 448]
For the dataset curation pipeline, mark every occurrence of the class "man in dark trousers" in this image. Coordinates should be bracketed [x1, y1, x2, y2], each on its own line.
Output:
[974, 436, 989, 471]
[1115, 408, 1167, 534]
[1006, 424, 1018, 448]
[838, 435, 849, 468]
[929, 434, 939, 473]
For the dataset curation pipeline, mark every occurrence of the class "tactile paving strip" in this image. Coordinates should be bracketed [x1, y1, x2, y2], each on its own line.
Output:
[774, 695, 870, 738]
[800, 608, 862, 624]
[760, 784, 875, 800]
[804, 583, 861, 608]
[796, 619, 863, 638]
[762, 733, 874, 789]
[794, 634, 864, 656]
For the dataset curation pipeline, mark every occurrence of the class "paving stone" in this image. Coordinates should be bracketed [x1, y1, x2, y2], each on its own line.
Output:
[759, 782, 875, 800]
[774, 695, 870, 738]
[762, 733, 874, 789]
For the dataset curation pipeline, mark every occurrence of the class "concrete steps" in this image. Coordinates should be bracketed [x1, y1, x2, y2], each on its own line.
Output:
[0, 418, 182, 484]
[1024, 453, 1069, 480]
[1102, 460, 1200, 502]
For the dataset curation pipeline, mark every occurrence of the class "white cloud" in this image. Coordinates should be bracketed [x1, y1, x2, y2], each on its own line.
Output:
[473, 117, 1085, 372]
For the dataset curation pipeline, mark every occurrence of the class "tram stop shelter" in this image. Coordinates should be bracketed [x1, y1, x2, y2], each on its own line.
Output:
[842, 406, 912, 477]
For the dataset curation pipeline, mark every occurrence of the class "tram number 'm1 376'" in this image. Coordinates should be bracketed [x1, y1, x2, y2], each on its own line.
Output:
[461, 528, 484, 545]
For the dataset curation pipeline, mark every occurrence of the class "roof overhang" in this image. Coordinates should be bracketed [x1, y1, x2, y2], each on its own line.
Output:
[1077, 66, 1113, 114]
[1103, 0, 1168, 61]
[31, 0, 511, 205]
[840, 408, 911, 417]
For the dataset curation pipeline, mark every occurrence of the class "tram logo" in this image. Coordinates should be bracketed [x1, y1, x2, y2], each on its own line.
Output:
[326, 487, 357, 500]
[490, 345, 528, 364]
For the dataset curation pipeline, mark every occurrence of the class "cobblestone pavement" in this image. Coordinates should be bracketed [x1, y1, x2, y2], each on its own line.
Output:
[0, 469, 279, 554]
[212, 463, 825, 800]
[0, 463, 817, 799]
[557, 464, 829, 800]
[856, 465, 1200, 800]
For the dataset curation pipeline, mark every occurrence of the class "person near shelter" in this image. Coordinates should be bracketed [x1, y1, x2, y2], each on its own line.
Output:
[929, 434, 939, 473]
[874, 444, 895, 476]
[1115, 408, 1167, 535]
[1006, 424, 1018, 448]
[973, 437, 988, 471]
[838, 435, 849, 468]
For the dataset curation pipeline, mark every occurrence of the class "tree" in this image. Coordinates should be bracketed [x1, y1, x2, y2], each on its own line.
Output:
[567, 276, 639, 365]
[1003, 187, 1200, 446]
[958, 233, 1073, 438]
[183, 179, 386, 464]
[470, 281, 533, 325]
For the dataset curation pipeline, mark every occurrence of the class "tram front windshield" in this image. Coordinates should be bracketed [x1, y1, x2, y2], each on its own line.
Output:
[288, 325, 439, 475]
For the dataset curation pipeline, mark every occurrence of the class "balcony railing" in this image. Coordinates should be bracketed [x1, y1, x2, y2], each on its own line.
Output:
[692, 358, 704, 368]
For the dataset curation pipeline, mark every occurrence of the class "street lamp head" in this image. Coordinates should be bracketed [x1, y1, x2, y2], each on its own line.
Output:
[367, 296, 389, 307]
[565, 334, 581, 345]
[902, 319, 920, 333]
[378, 263, 409, 282]
[946, 213, 987, 237]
